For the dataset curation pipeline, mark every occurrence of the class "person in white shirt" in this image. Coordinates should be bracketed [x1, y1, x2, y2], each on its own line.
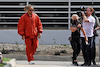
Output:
[81, 7, 95, 66]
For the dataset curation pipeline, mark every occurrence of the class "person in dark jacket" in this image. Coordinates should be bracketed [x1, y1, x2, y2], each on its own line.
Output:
[70, 14, 88, 66]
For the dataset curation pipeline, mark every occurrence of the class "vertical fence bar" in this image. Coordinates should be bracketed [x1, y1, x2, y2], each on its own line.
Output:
[27, 0, 29, 6]
[68, 0, 71, 30]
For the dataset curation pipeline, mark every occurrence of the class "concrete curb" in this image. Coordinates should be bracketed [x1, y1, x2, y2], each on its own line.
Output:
[9, 59, 16, 67]
[4, 63, 11, 67]
[4, 58, 16, 67]
[3, 54, 99, 61]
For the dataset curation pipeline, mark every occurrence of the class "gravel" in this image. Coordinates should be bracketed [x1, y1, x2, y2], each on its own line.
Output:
[0, 43, 99, 56]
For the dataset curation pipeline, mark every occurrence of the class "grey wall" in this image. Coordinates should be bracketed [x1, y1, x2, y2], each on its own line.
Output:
[39, 30, 71, 45]
[0, 29, 99, 45]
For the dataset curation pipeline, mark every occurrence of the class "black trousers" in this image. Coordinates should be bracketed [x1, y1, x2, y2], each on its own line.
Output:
[91, 36, 96, 61]
[70, 37, 81, 60]
[81, 37, 93, 64]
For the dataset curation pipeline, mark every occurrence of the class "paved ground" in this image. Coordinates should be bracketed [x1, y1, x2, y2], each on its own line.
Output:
[16, 60, 100, 67]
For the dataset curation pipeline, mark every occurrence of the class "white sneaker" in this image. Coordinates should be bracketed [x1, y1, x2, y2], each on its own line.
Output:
[29, 61, 35, 64]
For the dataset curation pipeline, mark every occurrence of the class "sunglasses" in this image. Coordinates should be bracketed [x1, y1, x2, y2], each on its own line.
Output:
[29, 9, 35, 11]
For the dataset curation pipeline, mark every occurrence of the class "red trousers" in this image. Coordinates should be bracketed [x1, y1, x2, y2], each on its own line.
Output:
[25, 37, 38, 62]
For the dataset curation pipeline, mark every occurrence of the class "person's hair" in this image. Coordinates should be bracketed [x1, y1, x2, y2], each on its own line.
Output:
[24, 4, 33, 11]
[72, 14, 79, 19]
[88, 7, 94, 12]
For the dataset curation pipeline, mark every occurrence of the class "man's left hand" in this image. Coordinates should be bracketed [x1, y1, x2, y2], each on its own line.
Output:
[38, 33, 41, 38]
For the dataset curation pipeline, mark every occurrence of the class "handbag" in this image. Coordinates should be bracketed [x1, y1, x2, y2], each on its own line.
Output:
[93, 30, 99, 36]
[68, 37, 72, 41]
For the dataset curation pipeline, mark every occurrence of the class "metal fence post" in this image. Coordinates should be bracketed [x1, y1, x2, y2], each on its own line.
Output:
[68, 0, 71, 30]
[27, 0, 29, 6]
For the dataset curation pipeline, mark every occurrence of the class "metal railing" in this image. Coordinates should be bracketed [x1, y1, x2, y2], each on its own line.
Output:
[0, 0, 100, 29]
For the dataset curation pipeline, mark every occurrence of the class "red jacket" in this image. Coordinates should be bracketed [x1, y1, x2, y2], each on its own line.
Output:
[17, 13, 43, 38]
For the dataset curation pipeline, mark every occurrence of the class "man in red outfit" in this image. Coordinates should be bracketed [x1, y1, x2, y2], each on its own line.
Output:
[17, 4, 43, 64]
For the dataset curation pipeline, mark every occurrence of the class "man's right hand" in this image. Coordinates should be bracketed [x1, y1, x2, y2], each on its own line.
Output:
[81, 11, 85, 16]
[22, 35, 25, 40]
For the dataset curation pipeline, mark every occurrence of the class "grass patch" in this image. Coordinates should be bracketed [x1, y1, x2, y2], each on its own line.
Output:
[0, 63, 6, 67]
[0, 58, 11, 67]
[3, 58, 11, 61]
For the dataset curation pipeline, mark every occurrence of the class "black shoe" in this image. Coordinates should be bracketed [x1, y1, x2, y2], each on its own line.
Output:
[93, 60, 96, 65]
[73, 62, 78, 66]
[72, 57, 74, 64]
[87, 62, 91, 66]
[81, 62, 91, 66]
[81, 63, 87, 66]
